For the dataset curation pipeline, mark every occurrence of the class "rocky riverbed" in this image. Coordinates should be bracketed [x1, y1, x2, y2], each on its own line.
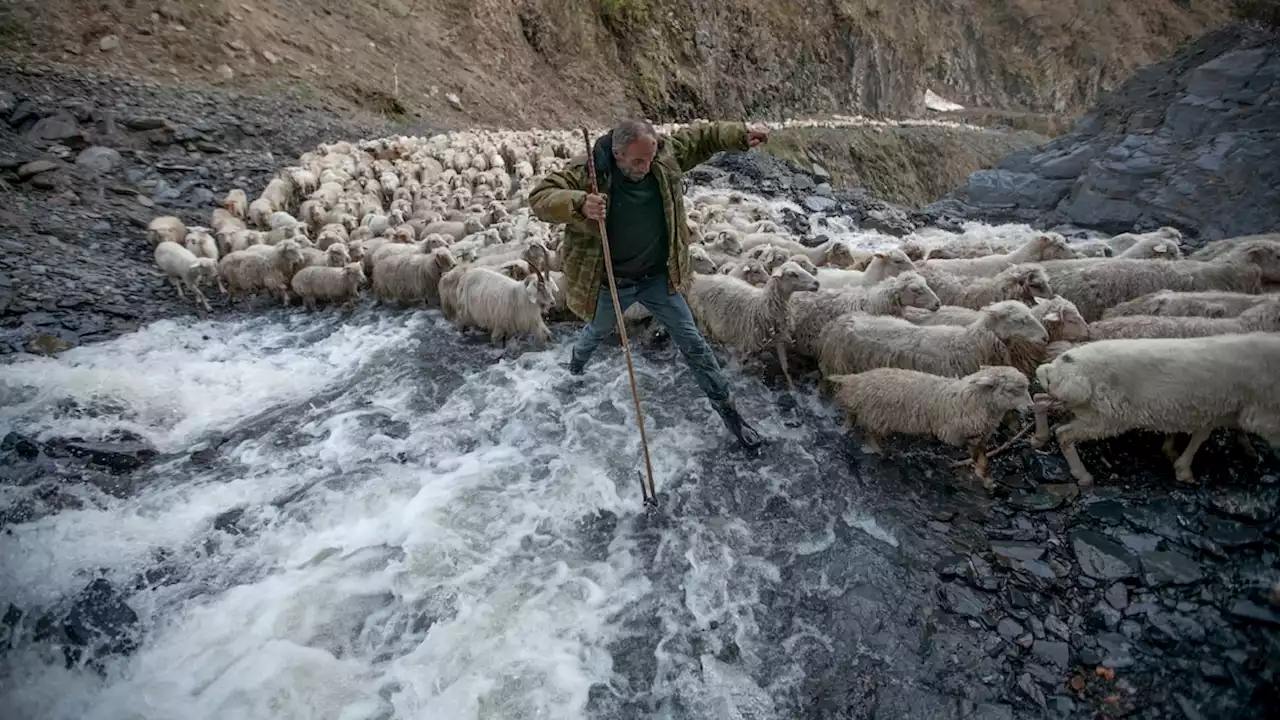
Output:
[2, 51, 1279, 720]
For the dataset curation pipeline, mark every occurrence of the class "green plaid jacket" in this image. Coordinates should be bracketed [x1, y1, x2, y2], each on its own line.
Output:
[527, 121, 750, 321]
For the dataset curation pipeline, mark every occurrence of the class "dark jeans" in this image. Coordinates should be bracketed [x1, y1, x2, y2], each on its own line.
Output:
[571, 273, 732, 408]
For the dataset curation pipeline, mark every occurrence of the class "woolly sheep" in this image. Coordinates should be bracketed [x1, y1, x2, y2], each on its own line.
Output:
[719, 259, 772, 286]
[901, 305, 983, 326]
[789, 271, 941, 358]
[818, 300, 1048, 379]
[1070, 240, 1115, 258]
[219, 240, 306, 305]
[1102, 290, 1278, 319]
[1032, 333, 1280, 486]
[902, 294, 1089, 344]
[917, 264, 1054, 309]
[424, 217, 486, 242]
[1108, 227, 1183, 254]
[1088, 298, 1280, 340]
[154, 241, 219, 312]
[147, 216, 186, 247]
[372, 247, 457, 307]
[184, 227, 219, 263]
[290, 263, 365, 310]
[814, 249, 915, 290]
[1029, 249, 1277, 322]
[829, 366, 1034, 488]
[450, 267, 557, 346]
[1115, 235, 1183, 259]
[498, 259, 533, 281]
[922, 233, 1078, 277]
[222, 189, 248, 220]
[689, 245, 717, 274]
[261, 177, 294, 212]
[687, 261, 821, 389]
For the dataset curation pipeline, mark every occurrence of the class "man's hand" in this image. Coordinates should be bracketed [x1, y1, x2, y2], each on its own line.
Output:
[747, 127, 769, 148]
[582, 192, 606, 221]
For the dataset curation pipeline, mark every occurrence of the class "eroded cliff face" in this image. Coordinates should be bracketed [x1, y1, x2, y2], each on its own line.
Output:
[0, 0, 1237, 126]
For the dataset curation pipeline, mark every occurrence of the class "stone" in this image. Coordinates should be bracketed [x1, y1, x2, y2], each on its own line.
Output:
[1105, 582, 1129, 610]
[964, 169, 1073, 209]
[1007, 487, 1067, 511]
[17, 160, 61, 179]
[62, 440, 158, 473]
[811, 163, 830, 179]
[1044, 615, 1070, 641]
[1032, 143, 1098, 179]
[63, 578, 138, 656]
[121, 116, 169, 131]
[1115, 531, 1162, 555]
[215, 65, 235, 83]
[939, 583, 986, 620]
[1087, 602, 1123, 632]
[1017, 673, 1046, 709]
[996, 617, 1024, 641]
[990, 541, 1045, 564]
[1071, 530, 1139, 580]
[1228, 600, 1280, 626]
[27, 110, 85, 146]
[24, 334, 75, 356]
[1015, 633, 1034, 649]
[1209, 488, 1277, 523]
[1, 432, 41, 460]
[803, 195, 837, 213]
[98, 35, 121, 52]
[1202, 517, 1262, 548]
[1083, 499, 1126, 524]
[1140, 550, 1204, 587]
[1096, 632, 1135, 669]
[934, 554, 968, 578]
[262, 50, 282, 64]
[76, 146, 123, 175]
[1032, 640, 1069, 669]
[0, 90, 14, 118]
[1147, 612, 1206, 646]
[966, 554, 999, 591]
[445, 92, 462, 110]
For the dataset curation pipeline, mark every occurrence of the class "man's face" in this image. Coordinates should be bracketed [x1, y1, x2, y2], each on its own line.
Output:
[614, 135, 657, 181]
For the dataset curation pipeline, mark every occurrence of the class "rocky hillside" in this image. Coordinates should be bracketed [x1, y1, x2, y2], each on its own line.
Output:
[921, 23, 1280, 243]
[0, 0, 1241, 127]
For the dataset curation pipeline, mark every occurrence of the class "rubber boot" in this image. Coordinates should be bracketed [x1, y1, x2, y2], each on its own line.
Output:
[714, 400, 763, 450]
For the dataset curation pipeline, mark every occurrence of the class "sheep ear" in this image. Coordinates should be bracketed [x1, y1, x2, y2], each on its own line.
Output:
[1033, 296, 1047, 306]
[872, 251, 887, 260]
[1043, 311, 1061, 323]
[972, 373, 1000, 389]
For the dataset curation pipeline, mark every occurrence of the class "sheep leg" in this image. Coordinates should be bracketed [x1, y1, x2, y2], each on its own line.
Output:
[1031, 393, 1054, 449]
[1172, 425, 1214, 485]
[1162, 435, 1182, 463]
[192, 286, 211, 312]
[1235, 429, 1259, 460]
[969, 440, 992, 490]
[1054, 421, 1096, 487]
[170, 276, 186, 300]
[861, 432, 884, 455]
[774, 341, 797, 392]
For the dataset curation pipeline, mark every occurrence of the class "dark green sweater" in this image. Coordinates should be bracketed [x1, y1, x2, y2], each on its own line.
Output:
[605, 171, 668, 281]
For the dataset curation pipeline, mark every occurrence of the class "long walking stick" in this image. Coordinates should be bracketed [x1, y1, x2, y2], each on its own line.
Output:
[582, 127, 658, 508]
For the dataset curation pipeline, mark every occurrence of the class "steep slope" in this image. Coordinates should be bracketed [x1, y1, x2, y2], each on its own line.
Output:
[921, 23, 1280, 242]
[0, 0, 1238, 127]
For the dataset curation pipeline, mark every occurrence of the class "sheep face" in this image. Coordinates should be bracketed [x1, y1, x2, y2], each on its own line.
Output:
[326, 244, 351, 266]
[1037, 234, 1079, 261]
[968, 366, 1034, 414]
[500, 260, 532, 281]
[788, 255, 819, 275]
[710, 231, 743, 255]
[343, 263, 367, 286]
[689, 246, 717, 274]
[773, 261, 821, 295]
[825, 242, 859, 269]
[1237, 242, 1280, 282]
[433, 248, 458, 271]
[423, 234, 448, 251]
[464, 218, 486, 236]
[1009, 267, 1053, 303]
[899, 239, 926, 262]
[875, 249, 915, 274]
[524, 274, 557, 310]
[1241, 299, 1280, 331]
[1034, 296, 1090, 341]
[982, 301, 1050, 344]
[896, 273, 941, 311]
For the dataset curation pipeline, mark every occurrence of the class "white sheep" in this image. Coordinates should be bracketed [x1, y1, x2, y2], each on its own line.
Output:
[1115, 235, 1183, 259]
[154, 241, 219, 312]
[147, 216, 186, 247]
[184, 227, 219, 262]
[290, 263, 366, 310]
[922, 233, 1078, 277]
[1088, 298, 1280, 340]
[687, 261, 821, 389]
[1107, 226, 1183, 254]
[719, 259, 772, 286]
[219, 240, 306, 305]
[371, 247, 457, 307]
[917, 264, 1055, 309]
[1102, 290, 1279, 319]
[689, 244, 718, 274]
[789, 272, 941, 358]
[818, 300, 1048, 379]
[248, 197, 275, 228]
[829, 366, 1034, 489]
[814, 249, 915, 290]
[222, 189, 248, 220]
[902, 294, 1090, 343]
[424, 217, 486, 242]
[1032, 333, 1280, 486]
[450, 267, 557, 346]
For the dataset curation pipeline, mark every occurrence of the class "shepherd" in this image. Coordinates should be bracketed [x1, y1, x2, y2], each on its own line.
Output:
[528, 119, 769, 450]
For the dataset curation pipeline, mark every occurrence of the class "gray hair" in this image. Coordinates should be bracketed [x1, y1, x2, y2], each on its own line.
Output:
[611, 119, 658, 155]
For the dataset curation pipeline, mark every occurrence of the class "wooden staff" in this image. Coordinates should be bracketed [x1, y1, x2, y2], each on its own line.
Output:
[582, 127, 658, 507]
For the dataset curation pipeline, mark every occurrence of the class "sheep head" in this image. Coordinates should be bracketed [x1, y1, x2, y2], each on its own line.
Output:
[342, 262, 366, 286]
[1033, 296, 1090, 341]
[1003, 265, 1053, 303]
[979, 300, 1049, 344]
[1036, 233, 1079, 261]
[496, 222, 515, 243]
[500, 259, 532, 281]
[524, 274, 557, 310]
[423, 233, 448, 250]
[771, 261, 820, 297]
[326, 244, 351, 266]
[1241, 298, 1280, 332]
[968, 366, 1034, 413]
[433, 248, 458, 271]
[824, 241, 859, 269]
[788, 254, 818, 275]
[190, 258, 219, 286]
[1229, 241, 1280, 282]
[898, 239, 926, 262]
[689, 245, 717, 274]
[891, 272, 941, 311]
[464, 217, 486, 236]
[710, 230, 743, 255]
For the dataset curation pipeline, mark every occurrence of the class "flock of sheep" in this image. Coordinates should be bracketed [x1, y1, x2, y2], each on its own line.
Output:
[140, 124, 1280, 492]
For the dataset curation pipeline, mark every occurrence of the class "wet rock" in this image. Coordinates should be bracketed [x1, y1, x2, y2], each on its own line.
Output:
[1044, 615, 1070, 641]
[1032, 639, 1069, 669]
[935, 554, 968, 579]
[939, 583, 987, 620]
[17, 160, 61, 179]
[1008, 484, 1077, 511]
[1140, 550, 1204, 587]
[1147, 612, 1206, 646]
[1202, 517, 1262, 548]
[1097, 632, 1136, 669]
[1105, 582, 1129, 610]
[1088, 602, 1123, 631]
[1115, 531, 1162, 554]
[62, 439, 158, 473]
[1084, 499, 1127, 525]
[63, 578, 139, 657]
[98, 35, 120, 52]
[24, 333, 75, 356]
[2, 432, 42, 460]
[990, 540, 1045, 564]
[1209, 488, 1277, 523]
[997, 617, 1024, 641]
[1071, 530, 1140, 580]
[75, 146, 122, 175]
[213, 506, 247, 534]
[803, 195, 838, 213]
[1228, 600, 1280, 626]
[967, 554, 999, 591]
[1017, 672, 1047, 709]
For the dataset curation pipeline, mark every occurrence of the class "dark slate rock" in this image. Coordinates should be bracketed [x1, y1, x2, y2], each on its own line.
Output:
[997, 617, 1024, 641]
[1044, 615, 1070, 641]
[990, 541, 1046, 564]
[1, 432, 41, 460]
[75, 146, 122, 175]
[802, 196, 837, 213]
[1084, 500, 1127, 525]
[935, 554, 968, 579]
[1105, 582, 1129, 611]
[1228, 600, 1280, 626]
[939, 583, 987, 620]
[1209, 488, 1278, 523]
[61, 439, 158, 473]
[1202, 517, 1263, 548]
[1115, 531, 1163, 555]
[1032, 640, 1069, 669]
[1071, 530, 1140, 580]
[63, 578, 139, 656]
[967, 554, 1000, 591]
[1097, 632, 1136, 669]
[1147, 612, 1206, 647]
[1140, 551, 1204, 587]
[1088, 602, 1123, 632]
[1017, 672, 1047, 709]
[1123, 499, 1189, 540]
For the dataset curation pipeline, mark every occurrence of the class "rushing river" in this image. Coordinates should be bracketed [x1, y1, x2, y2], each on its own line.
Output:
[0, 236, 1013, 718]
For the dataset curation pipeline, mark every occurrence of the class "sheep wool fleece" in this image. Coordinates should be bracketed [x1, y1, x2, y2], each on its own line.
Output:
[527, 121, 751, 321]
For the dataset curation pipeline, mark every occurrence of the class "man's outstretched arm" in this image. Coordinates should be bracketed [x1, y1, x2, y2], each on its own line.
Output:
[665, 121, 769, 172]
